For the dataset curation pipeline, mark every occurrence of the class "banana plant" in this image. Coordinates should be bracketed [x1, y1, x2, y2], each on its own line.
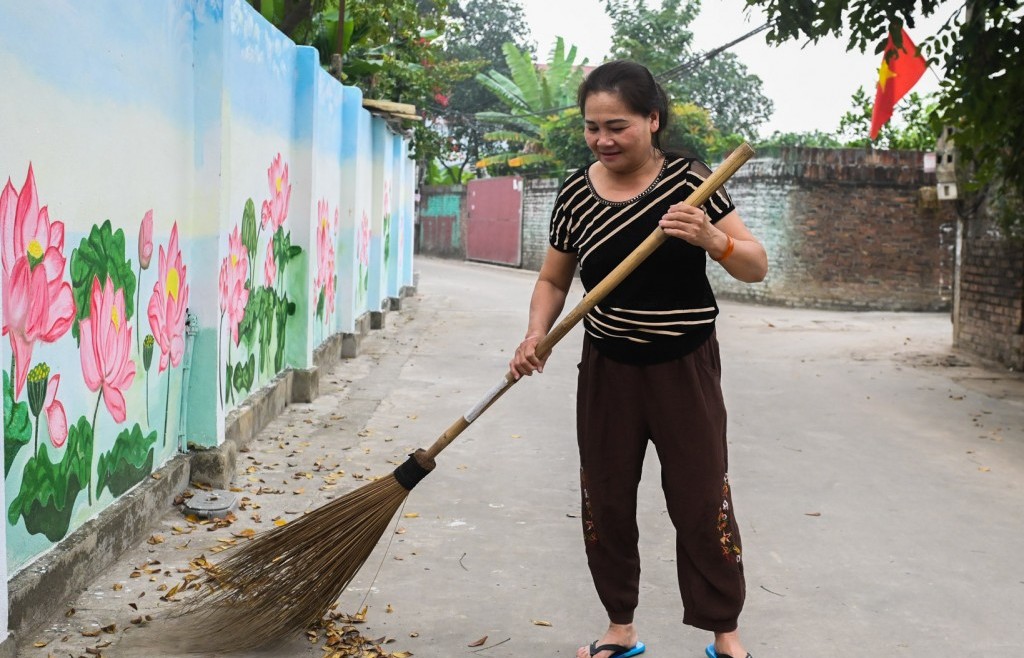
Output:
[474, 37, 588, 171]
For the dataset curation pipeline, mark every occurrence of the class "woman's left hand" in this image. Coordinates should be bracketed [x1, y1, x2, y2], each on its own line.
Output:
[659, 202, 721, 251]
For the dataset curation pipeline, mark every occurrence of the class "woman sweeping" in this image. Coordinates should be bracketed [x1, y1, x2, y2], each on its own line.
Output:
[509, 60, 768, 658]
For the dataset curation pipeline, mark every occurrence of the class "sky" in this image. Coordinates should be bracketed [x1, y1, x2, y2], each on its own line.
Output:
[518, 0, 957, 137]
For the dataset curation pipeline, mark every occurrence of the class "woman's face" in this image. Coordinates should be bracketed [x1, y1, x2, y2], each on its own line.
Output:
[583, 90, 659, 174]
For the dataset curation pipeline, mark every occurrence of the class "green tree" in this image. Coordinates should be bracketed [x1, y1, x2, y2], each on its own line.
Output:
[475, 37, 589, 175]
[835, 86, 937, 150]
[742, 0, 1024, 234]
[438, 0, 537, 182]
[754, 130, 843, 152]
[246, 0, 479, 164]
[604, 0, 774, 139]
[662, 103, 724, 161]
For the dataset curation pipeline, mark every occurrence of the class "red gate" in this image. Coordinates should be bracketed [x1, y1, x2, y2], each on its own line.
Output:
[466, 176, 522, 266]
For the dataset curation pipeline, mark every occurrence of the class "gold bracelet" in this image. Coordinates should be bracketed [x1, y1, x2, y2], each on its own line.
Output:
[712, 234, 735, 262]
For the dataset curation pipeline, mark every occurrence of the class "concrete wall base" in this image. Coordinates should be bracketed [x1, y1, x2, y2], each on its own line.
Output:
[5, 294, 413, 644]
[7, 455, 191, 642]
[342, 312, 372, 358]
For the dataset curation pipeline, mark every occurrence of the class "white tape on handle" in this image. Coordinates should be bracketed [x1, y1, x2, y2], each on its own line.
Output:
[464, 377, 511, 423]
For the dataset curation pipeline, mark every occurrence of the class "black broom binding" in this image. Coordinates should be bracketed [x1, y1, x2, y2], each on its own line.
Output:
[393, 449, 435, 490]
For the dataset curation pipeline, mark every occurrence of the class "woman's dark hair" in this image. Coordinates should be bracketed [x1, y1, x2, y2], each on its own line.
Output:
[577, 60, 670, 150]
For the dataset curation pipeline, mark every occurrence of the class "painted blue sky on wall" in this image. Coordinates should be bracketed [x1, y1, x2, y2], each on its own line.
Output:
[1, 0, 312, 141]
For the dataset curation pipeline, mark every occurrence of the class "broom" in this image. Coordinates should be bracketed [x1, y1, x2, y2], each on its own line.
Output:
[160, 143, 756, 653]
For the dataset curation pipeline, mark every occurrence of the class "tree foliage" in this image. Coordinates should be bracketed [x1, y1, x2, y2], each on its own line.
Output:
[437, 0, 538, 181]
[754, 130, 843, 152]
[475, 37, 589, 175]
[743, 0, 1024, 234]
[835, 87, 937, 150]
[604, 0, 774, 138]
[246, 0, 480, 164]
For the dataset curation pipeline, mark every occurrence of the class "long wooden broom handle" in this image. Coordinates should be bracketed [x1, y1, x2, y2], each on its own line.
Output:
[421, 143, 756, 463]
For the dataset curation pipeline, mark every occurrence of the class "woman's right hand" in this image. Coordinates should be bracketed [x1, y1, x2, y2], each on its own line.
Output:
[509, 333, 548, 380]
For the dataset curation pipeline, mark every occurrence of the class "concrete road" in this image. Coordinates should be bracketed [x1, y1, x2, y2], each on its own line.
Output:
[18, 256, 1024, 657]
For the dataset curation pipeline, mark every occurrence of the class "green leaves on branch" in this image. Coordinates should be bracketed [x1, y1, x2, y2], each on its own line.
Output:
[475, 37, 588, 176]
[745, 0, 1024, 236]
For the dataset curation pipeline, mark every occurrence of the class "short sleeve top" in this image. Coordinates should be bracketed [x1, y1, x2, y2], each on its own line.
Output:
[549, 153, 735, 364]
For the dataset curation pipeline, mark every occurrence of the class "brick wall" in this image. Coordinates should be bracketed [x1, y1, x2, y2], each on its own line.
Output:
[515, 149, 955, 312]
[709, 147, 957, 312]
[521, 178, 562, 271]
[954, 209, 1024, 369]
[416, 150, 1021, 369]
[418, 185, 466, 258]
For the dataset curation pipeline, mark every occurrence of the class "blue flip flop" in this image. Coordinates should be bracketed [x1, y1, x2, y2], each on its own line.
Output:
[705, 644, 752, 658]
[589, 640, 646, 657]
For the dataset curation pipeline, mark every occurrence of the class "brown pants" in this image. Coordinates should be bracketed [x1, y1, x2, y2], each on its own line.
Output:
[576, 332, 746, 632]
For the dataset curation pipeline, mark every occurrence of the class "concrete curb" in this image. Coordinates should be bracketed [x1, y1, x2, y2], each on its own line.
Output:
[5, 280, 418, 645]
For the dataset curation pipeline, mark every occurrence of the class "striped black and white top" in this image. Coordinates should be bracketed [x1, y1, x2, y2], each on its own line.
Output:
[550, 153, 735, 364]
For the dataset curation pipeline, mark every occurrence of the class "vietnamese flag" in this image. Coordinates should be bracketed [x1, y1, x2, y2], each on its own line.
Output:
[870, 28, 927, 139]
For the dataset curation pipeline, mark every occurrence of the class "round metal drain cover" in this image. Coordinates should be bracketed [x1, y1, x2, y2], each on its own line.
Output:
[183, 490, 238, 519]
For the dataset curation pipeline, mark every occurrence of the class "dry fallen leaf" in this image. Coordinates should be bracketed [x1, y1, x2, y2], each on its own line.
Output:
[112, 583, 123, 591]
[531, 619, 552, 627]
[147, 534, 165, 545]
[274, 519, 288, 527]
[469, 635, 488, 647]
[32, 640, 48, 648]
[403, 512, 419, 519]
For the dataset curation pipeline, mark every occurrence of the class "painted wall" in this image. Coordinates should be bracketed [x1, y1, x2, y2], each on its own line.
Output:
[1, 0, 413, 586]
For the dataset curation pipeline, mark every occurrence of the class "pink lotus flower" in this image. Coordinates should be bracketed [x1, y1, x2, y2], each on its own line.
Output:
[138, 210, 153, 269]
[0, 165, 76, 398]
[358, 210, 371, 267]
[218, 259, 228, 315]
[263, 239, 276, 288]
[80, 276, 136, 423]
[323, 247, 336, 319]
[45, 374, 68, 448]
[260, 153, 291, 231]
[148, 222, 190, 372]
[218, 225, 249, 346]
[315, 199, 332, 291]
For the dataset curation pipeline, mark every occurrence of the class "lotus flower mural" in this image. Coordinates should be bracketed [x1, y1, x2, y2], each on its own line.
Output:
[5, 164, 158, 541]
[219, 154, 302, 406]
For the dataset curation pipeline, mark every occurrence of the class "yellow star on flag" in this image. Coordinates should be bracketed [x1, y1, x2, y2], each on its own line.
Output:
[877, 58, 897, 91]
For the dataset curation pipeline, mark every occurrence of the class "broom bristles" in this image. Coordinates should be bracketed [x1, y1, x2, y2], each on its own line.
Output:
[152, 471, 414, 653]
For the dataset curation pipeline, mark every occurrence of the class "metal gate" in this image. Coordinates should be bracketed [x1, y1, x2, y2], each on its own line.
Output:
[466, 176, 522, 266]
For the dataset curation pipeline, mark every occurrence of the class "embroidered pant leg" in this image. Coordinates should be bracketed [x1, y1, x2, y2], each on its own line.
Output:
[576, 337, 649, 625]
[645, 332, 746, 631]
